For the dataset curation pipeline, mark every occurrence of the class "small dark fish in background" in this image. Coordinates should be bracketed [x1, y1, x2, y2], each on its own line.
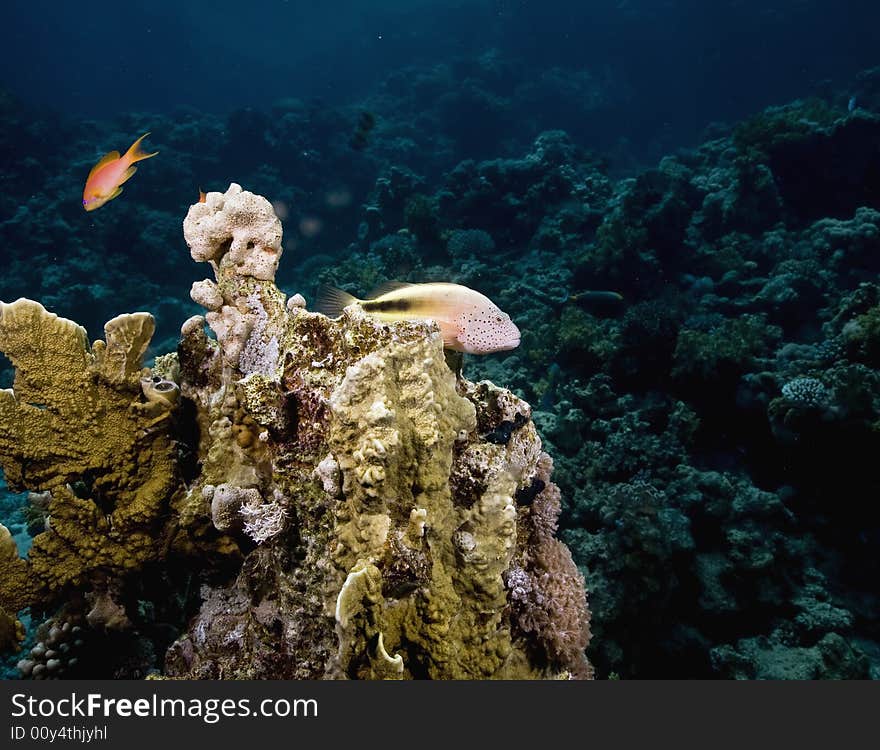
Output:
[350, 110, 376, 150]
[569, 289, 624, 315]
[539, 362, 563, 411]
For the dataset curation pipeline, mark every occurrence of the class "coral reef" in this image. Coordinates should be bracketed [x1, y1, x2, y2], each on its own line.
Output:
[3, 59, 880, 680]
[0, 185, 591, 680]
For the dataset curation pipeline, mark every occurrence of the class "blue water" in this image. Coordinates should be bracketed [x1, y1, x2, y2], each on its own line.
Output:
[1, 0, 879, 679]
[4, 1, 878, 161]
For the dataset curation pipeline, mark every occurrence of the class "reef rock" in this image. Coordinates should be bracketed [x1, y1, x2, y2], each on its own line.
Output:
[0, 183, 591, 679]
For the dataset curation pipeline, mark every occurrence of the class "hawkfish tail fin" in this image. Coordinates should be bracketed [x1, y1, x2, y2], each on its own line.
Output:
[124, 132, 159, 164]
[315, 285, 358, 318]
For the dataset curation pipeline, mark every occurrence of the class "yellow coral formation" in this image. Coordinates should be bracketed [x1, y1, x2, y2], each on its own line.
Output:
[0, 299, 178, 595]
[371, 632, 404, 679]
[0, 523, 31, 650]
[323, 331, 559, 679]
[335, 561, 383, 629]
[327, 335, 471, 621]
[94, 312, 155, 382]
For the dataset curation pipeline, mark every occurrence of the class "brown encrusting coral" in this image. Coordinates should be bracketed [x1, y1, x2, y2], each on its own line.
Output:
[0, 183, 591, 679]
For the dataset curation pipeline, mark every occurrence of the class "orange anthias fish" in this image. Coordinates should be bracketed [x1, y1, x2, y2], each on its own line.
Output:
[82, 132, 158, 211]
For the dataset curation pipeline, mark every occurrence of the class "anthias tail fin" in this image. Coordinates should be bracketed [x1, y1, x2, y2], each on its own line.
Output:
[124, 132, 159, 163]
[315, 285, 358, 318]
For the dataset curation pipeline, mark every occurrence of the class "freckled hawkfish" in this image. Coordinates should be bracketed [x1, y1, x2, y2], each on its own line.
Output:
[315, 281, 521, 354]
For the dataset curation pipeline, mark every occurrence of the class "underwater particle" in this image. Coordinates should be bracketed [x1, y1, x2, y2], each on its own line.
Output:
[325, 189, 352, 208]
[272, 201, 289, 221]
[299, 216, 324, 238]
[82, 132, 158, 212]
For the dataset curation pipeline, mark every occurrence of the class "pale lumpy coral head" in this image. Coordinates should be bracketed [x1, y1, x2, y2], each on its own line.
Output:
[455, 303, 521, 354]
[183, 182, 283, 281]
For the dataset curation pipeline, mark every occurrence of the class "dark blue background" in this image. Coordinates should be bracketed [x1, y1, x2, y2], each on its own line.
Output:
[3, 0, 878, 155]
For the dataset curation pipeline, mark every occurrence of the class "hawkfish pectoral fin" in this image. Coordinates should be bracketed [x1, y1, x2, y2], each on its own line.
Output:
[436, 319, 462, 350]
[315, 284, 359, 318]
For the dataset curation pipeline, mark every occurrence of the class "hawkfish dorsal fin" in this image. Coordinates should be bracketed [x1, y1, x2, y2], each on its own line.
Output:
[367, 280, 414, 298]
[88, 150, 120, 178]
[315, 284, 359, 318]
